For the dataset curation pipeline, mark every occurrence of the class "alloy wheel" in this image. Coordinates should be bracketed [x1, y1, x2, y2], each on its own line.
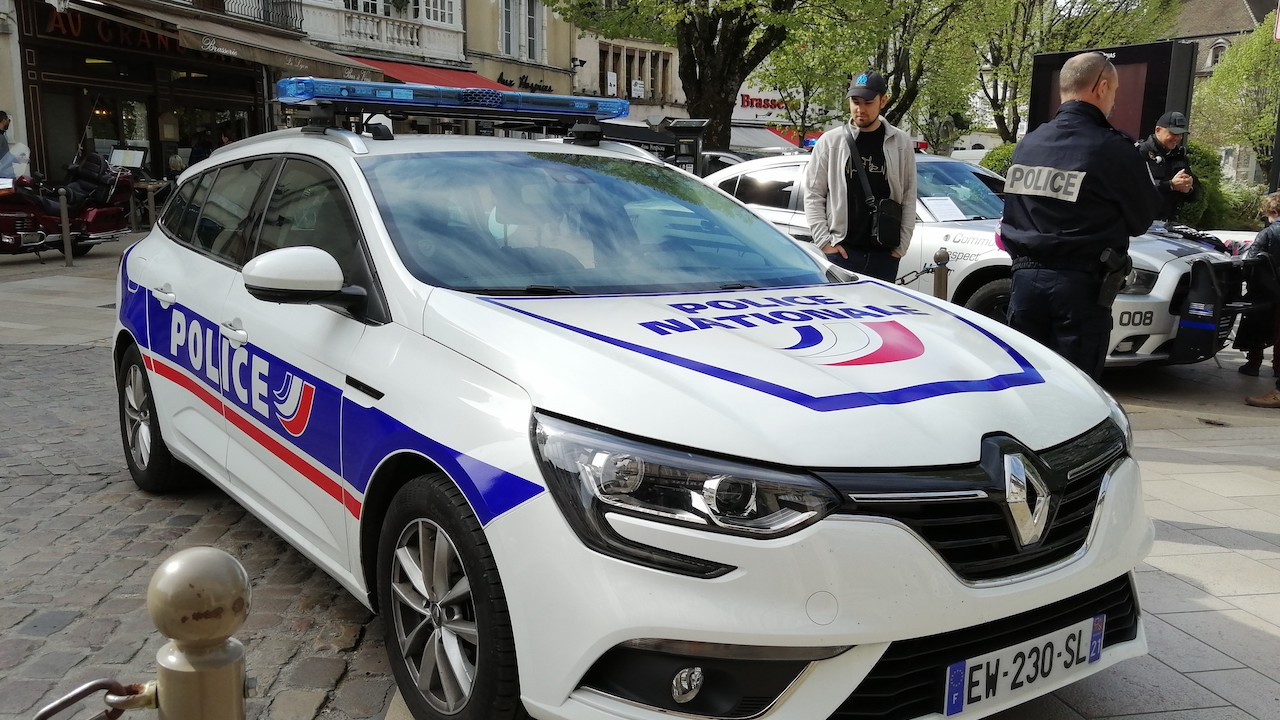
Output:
[122, 364, 153, 469]
[390, 518, 479, 714]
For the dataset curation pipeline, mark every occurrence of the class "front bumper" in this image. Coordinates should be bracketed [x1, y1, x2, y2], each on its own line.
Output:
[488, 455, 1153, 720]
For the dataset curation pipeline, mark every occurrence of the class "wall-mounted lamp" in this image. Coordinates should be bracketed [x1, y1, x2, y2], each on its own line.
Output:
[570, 57, 588, 71]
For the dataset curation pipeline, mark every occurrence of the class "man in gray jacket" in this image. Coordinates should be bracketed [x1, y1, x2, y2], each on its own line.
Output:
[804, 71, 917, 282]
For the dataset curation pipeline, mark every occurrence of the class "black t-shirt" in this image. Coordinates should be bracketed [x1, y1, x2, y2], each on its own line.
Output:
[847, 124, 890, 251]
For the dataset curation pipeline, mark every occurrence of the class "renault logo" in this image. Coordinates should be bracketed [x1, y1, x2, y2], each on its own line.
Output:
[1005, 453, 1050, 546]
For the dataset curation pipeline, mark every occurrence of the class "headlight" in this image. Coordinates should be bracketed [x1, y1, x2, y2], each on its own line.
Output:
[1107, 395, 1133, 451]
[1119, 268, 1159, 295]
[533, 413, 842, 577]
[1082, 378, 1133, 452]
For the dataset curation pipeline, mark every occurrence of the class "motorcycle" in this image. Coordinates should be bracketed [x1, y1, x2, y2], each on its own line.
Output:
[0, 153, 134, 258]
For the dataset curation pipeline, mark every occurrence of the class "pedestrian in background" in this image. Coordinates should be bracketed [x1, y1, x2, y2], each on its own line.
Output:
[999, 52, 1161, 379]
[188, 130, 214, 166]
[1237, 193, 1280, 393]
[803, 70, 917, 282]
[219, 124, 237, 147]
[0, 111, 13, 178]
[1137, 111, 1199, 223]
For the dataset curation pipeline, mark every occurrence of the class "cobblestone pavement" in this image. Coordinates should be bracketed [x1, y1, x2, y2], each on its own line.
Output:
[0, 344, 393, 720]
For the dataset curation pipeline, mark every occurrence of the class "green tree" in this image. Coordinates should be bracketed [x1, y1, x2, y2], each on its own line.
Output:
[549, 0, 804, 149]
[1180, 140, 1224, 227]
[903, 26, 981, 153]
[1190, 11, 1280, 180]
[753, 0, 976, 143]
[975, 0, 1178, 142]
[753, 26, 857, 145]
[980, 141, 1016, 175]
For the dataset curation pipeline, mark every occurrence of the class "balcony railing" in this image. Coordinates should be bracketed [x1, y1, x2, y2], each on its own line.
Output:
[301, 4, 464, 61]
[189, 0, 303, 32]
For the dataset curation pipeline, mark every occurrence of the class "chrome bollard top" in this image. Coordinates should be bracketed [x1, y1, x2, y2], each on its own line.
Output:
[147, 547, 251, 649]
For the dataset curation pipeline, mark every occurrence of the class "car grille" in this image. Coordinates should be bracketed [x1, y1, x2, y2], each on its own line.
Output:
[817, 421, 1126, 582]
[0, 211, 34, 232]
[1167, 260, 1244, 318]
[830, 574, 1140, 720]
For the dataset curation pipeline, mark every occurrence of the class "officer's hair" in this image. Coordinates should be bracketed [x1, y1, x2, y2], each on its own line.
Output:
[1261, 192, 1280, 218]
[1059, 53, 1114, 97]
[0, 111, 8, 123]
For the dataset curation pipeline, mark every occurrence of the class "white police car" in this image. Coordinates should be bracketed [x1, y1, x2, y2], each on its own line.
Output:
[705, 154, 1240, 367]
[114, 78, 1152, 720]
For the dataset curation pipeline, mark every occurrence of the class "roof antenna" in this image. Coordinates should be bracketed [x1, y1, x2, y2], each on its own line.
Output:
[566, 122, 602, 147]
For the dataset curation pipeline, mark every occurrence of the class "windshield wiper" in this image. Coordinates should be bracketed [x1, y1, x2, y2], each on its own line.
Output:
[462, 285, 580, 296]
[524, 284, 579, 295]
[719, 282, 758, 290]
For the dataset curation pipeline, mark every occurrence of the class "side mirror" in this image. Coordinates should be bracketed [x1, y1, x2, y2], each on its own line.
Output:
[242, 246, 367, 313]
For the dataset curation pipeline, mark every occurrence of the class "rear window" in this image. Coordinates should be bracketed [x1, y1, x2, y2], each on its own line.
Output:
[360, 151, 826, 294]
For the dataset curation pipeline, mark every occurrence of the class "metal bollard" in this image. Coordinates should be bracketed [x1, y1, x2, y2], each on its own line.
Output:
[129, 192, 139, 232]
[147, 546, 252, 720]
[147, 186, 160, 228]
[58, 189, 73, 268]
[932, 247, 951, 300]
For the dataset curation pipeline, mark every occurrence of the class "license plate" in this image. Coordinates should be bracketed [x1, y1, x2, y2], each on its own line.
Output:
[943, 614, 1105, 716]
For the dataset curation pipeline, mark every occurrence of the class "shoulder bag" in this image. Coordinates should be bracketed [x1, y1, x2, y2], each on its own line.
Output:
[843, 124, 902, 251]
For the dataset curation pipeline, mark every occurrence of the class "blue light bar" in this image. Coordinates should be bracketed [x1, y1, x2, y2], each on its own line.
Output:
[276, 77, 629, 121]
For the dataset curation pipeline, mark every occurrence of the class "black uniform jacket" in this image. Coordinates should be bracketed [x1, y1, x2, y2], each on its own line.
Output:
[1137, 134, 1200, 221]
[1001, 101, 1161, 272]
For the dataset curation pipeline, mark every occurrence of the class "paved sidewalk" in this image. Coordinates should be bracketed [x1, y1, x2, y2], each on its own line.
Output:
[4, 239, 1280, 720]
[0, 235, 130, 347]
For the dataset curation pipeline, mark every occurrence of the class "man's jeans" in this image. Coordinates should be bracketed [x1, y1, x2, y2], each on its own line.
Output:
[828, 247, 901, 283]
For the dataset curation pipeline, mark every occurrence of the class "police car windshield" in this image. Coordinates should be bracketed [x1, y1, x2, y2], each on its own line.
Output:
[360, 151, 827, 294]
[917, 160, 1003, 221]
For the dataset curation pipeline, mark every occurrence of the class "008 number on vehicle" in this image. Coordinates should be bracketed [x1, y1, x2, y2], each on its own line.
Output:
[1118, 311, 1153, 327]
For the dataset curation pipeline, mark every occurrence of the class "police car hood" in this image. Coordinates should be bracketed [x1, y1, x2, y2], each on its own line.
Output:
[422, 282, 1111, 468]
[1128, 231, 1230, 272]
[917, 219, 1222, 273]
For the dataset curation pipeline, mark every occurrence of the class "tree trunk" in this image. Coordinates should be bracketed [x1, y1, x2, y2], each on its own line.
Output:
[674, 10, 788, 150]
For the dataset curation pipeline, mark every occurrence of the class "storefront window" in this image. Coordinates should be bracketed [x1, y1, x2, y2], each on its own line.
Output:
[85, 97, 150, 166]
[169, 109, 250, 167]
[17, 0, 267, 182]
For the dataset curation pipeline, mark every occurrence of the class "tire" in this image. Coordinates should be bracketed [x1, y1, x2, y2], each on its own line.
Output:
[378, 475, 526, 720]
[965, 278, 1012, 324]
[117, 344, 190, 493]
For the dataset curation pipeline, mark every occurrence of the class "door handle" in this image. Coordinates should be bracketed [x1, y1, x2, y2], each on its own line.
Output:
[220, 320, 249, 346]
[151, 286, 176, 308]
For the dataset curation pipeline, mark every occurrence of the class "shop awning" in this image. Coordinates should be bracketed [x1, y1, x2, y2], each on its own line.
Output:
[174, 16, 382, 81]
[351, 58, 508, 91]
[731, 125, 797, 150]
[102, 0, 381, 81]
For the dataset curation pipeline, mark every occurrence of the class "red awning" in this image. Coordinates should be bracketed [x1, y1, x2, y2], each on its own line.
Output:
[351, 58, 508, 91]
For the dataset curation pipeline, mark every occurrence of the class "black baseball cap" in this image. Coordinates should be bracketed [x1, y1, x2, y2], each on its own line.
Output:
[1157, 111, 1189, 135]
[848, 71, 887, 100]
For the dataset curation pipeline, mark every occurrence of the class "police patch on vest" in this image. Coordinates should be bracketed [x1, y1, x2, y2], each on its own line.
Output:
[1006, 164, 1086, 202]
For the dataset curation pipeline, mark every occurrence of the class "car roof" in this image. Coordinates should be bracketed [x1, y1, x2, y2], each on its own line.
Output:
[207, 126, 665, 165]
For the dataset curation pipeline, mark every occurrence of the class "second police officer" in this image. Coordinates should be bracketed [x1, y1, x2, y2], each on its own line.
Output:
[1000, 52, 1162, 380]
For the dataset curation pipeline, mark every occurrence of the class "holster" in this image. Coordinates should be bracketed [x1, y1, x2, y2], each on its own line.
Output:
[1097, 248, 1133, 308]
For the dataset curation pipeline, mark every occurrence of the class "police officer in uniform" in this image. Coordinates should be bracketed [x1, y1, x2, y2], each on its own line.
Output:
[1001, 52, 1161, 379]
[1137, 110, 1199, 222]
